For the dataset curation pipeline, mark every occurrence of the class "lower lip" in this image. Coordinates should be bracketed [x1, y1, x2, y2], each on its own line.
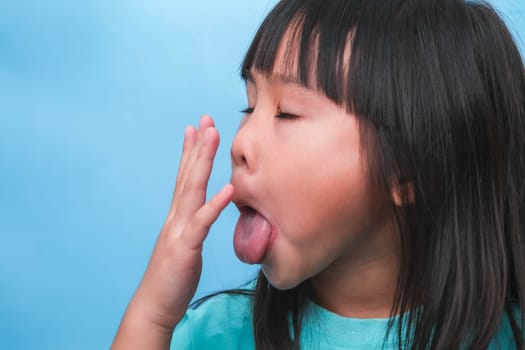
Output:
[262, 226, 277, 259]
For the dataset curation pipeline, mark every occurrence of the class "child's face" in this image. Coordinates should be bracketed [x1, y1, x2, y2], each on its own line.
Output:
[230, 69, 395, 290]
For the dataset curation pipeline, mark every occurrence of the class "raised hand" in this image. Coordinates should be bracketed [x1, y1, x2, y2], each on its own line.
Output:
[111, 115, 234, 349]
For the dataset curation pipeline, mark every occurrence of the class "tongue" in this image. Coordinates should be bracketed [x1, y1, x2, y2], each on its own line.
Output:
[233, 209, 272, 264]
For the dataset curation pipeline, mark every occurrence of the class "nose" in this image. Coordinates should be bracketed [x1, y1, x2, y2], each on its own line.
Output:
[231, 114, 258, 173]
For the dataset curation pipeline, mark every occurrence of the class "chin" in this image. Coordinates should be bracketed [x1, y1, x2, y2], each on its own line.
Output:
[261, 265, 305, 290]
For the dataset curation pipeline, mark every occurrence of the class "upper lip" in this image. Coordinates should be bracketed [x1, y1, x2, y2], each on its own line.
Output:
[231, 173, 253, 210]
[231, 181, 264, 216]
[232, 196, 257, 214]
[230, 173, 273, 224]
[231, 183, 276, 234]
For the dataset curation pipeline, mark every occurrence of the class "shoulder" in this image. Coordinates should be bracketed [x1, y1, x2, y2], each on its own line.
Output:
[489, 304, 524, 349]
[170, 290, 255, 350]
[186, 290, 253, 329]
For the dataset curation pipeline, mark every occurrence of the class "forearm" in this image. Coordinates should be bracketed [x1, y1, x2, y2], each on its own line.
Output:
[111, 299, 179, 350]
[111, 117, 231, 349]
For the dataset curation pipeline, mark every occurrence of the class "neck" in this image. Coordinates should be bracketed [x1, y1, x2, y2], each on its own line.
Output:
[310, 234, 400, 319]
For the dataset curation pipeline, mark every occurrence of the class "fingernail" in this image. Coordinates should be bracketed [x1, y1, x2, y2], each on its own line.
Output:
[204, 128, 212, 140]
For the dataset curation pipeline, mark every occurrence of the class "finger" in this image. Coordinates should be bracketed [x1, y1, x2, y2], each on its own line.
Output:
[177, 127, 220, 218]
[182, 183, 234, 249]
[169, 126, 197, 214]
[199, 114, 215, 129]
[176, 125, 197, 186]
[170, 116, 217, 217]
[177, 118, 209, 189]
[182, 114, 215, 177]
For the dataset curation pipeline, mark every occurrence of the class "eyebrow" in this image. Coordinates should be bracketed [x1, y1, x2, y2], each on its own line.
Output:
[241, 68, 315, 92]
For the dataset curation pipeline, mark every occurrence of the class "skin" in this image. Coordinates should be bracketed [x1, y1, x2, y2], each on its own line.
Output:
[232, 70, 400, 317]
[111, 116, 235, 349]
[112, 52, 401, 350]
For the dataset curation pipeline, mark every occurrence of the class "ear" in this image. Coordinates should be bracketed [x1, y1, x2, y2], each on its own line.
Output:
[390, 181, 415, 207]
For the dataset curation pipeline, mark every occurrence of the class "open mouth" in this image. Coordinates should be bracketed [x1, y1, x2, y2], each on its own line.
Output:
[238, 205, 256, 215]
[233, 203, 274, 264]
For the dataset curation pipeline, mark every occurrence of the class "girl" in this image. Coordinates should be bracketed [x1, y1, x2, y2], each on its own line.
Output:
[112, 0, 525, 349]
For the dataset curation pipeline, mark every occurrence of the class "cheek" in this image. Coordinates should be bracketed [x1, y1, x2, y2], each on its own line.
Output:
[271, 150, 369, 237]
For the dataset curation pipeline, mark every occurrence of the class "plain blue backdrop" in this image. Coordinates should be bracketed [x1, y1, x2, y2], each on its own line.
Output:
[0, 1, 523, 349]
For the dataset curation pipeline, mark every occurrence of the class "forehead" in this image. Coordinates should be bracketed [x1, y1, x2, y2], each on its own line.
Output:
[242, 68, 307, 90]
[241, 6, 356, 108]
[242, 23, 320, 90]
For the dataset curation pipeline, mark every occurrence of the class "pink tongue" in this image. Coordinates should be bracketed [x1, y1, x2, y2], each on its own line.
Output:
[233, 209, 272, 264]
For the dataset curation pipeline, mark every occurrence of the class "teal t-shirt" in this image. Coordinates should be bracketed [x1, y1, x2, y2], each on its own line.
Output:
[170, 292, 520, 349]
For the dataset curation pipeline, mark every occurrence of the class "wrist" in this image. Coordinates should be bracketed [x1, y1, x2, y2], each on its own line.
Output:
[125, 294, 184, 333]
[112, 310, 173, 350]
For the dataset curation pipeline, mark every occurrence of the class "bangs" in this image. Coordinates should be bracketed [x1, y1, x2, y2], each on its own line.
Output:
[242, 1, 525, 349]
[240, 0, 403, 184]
[241, 0, 366, 112]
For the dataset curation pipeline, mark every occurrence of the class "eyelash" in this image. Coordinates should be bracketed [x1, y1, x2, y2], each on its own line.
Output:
[240, 107, 298, 120]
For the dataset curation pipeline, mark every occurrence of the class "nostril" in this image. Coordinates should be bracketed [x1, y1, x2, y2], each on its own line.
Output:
[230, 125, 254, 171]
[231, 148, 248, 168]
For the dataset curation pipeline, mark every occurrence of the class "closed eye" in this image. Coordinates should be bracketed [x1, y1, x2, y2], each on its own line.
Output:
[240, 107, 299, 120]
[275, 112, 298, 120]
[240, 107, 254, 114]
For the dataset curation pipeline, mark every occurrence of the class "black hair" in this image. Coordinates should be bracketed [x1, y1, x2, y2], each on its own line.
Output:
[239, 0, 525, 349]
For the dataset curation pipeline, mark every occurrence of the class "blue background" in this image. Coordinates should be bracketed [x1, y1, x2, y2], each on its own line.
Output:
[0, 1, 523, 349]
